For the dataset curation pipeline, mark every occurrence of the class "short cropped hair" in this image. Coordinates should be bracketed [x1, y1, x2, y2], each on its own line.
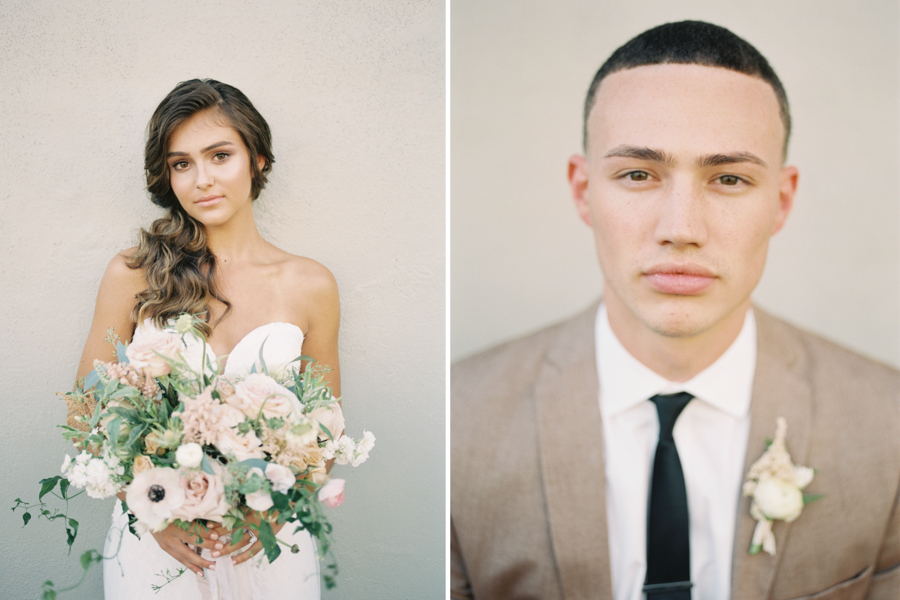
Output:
[583, 21, 791, 158]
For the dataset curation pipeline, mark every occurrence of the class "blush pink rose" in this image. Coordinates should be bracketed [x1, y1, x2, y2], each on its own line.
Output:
[230, 373, 302, 420]
[126, 329, 183, 378]
[171, 462, 230, 523]
[213, 404, 265, 461]
[309, 404, 345, 441]
[318, 478, 345, 508]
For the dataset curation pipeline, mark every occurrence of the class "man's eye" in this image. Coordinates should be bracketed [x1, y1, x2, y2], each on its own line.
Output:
[626, 171, 649, 181]
[718, 175, 741, 186]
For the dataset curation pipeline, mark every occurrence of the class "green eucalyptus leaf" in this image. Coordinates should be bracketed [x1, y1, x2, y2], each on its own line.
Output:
[116, 341, 128, 363]
[107, 417, 121, 450]
[124, 424, 147, 450]
[111, 386, 140, 399]
[83, 369, 100, 390]
[258, 337, 270, 375]
[803, 493, 825, 505]
[318, 422, 334, 441]
[200, 453, 215, 475]
[89, 399, 103, 429]
[240, 458, 269, 472]
[109, 406, 142, 421]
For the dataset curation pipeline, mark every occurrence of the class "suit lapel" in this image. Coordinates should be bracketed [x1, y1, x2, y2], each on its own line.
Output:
[731, 310, 814, 600]
[533, 305, 613, 600]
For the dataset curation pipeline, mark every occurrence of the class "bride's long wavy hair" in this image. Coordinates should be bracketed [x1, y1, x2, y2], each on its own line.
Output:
[127, 79, 275, 336]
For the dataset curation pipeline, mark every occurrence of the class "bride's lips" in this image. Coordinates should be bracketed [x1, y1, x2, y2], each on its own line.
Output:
[196, 195, 223, 207]
[643, 264, 716, 295]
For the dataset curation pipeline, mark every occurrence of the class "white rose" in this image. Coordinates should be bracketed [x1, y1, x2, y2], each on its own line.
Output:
[175, 442, 204, 469]
[126, 329, 183, 378]
[230, 373, 303, 420]
[212, 405, 264, 461]
[265, 463, 296, 493]
[754, 476, 804, 522]
[309, 405, 345, 440]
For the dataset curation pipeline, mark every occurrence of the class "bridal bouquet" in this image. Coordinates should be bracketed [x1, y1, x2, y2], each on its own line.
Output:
[14, 313, 374, 597]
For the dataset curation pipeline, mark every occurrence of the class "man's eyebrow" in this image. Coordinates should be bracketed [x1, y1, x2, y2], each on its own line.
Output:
[167, 141, 234, 158]
[603, 145, 675, 166]
[697, 152, 768, 169]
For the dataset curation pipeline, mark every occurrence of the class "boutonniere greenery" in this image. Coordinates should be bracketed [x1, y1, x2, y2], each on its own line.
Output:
[742, 417, 823, 555]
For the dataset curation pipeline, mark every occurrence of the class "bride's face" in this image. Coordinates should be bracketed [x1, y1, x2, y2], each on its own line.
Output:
[166, 110, 263, 227]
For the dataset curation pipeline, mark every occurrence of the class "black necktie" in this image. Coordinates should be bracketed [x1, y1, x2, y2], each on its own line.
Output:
[644, 392, 693, 600]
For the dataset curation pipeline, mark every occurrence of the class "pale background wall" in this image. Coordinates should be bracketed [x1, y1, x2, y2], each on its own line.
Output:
[0, 1, 444, 598]
[451, 0, 900, 368]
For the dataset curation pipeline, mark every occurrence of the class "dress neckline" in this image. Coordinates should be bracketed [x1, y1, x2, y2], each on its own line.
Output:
[206, 321, 305, 363]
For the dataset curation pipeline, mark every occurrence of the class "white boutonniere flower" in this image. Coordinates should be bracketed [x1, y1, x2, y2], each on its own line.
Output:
[743, 417, 822, 555]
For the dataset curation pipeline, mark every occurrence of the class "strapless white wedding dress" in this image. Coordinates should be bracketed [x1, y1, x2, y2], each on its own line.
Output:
[103, 321, 320, 600]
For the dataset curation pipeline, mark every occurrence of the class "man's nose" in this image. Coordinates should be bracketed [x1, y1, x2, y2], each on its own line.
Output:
[653, 177, 708, 248]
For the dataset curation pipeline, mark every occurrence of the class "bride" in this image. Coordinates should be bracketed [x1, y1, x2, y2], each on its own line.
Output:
[75, 79, 340, 599]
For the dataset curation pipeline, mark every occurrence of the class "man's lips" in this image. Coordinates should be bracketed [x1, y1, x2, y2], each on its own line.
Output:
[643, 264, 716, 295]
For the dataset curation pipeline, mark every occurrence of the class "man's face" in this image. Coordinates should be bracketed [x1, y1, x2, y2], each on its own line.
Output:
[569, 64, 797, 342]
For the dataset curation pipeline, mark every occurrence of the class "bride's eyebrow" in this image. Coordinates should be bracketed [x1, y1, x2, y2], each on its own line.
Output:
[167, 141, 234, 158]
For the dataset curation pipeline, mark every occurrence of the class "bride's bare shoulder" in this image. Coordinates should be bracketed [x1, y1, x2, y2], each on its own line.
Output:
[276, 253, 339, 317]
[282, 254, 338, 296]
[101, 247, 146, 295]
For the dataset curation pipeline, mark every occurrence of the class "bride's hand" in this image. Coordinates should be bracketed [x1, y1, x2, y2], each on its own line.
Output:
[151, 520, 219, 576]
[207, 510, 285, 565]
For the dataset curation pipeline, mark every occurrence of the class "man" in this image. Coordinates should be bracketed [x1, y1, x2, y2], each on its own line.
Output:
[451, 21, 900, 600]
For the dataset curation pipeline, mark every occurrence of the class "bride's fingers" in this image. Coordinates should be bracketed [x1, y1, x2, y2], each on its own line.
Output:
[169, 525, 217, 550]
[158, 538, 216, 576]
[231, 539, 264, 566]
[212, 530, 252, 557]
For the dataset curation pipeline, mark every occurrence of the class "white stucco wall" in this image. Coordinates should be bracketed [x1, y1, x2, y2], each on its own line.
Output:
[1, 1, 444, 598]
[451, 0, 900, 368]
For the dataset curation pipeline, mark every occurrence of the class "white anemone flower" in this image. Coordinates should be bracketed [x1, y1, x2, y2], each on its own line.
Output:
[126, 467, 186, 531]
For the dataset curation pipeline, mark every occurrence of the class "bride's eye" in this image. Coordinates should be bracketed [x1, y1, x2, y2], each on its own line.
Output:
[172, 160, 189, 171]
[214, 152, 230, 161]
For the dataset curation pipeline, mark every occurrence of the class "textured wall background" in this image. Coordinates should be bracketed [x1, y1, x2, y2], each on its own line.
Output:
[452, 0, 900, 368]
[0, 1, 444, 598]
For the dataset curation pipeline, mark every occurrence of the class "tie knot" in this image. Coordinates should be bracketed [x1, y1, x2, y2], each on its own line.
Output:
[650, 392, 693, 441]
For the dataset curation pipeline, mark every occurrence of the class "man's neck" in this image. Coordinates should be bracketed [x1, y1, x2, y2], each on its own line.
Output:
[605, 297, 751, 383]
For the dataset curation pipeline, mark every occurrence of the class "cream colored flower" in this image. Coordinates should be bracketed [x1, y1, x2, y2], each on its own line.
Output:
[230, 374, 303, 420]
[744, 417, 818, 556]
[133, 455, 154, 475]
[175, 442, 204, 469]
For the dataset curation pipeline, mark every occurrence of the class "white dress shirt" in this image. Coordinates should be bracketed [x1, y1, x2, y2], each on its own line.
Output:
[595, 303, 756, 600]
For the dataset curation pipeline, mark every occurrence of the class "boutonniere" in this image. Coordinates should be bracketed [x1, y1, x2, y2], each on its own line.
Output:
[742, 417, 823, 555]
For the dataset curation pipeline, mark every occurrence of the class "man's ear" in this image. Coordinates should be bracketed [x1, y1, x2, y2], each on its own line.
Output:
[568, 154, 593, 227]
[771, 165, 798, 235]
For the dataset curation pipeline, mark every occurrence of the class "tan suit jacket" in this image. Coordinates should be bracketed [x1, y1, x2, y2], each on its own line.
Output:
[451, 303, 900, 600]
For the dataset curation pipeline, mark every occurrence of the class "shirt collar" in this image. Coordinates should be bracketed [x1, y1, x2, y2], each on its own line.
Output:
[596, 303, 756, 419]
